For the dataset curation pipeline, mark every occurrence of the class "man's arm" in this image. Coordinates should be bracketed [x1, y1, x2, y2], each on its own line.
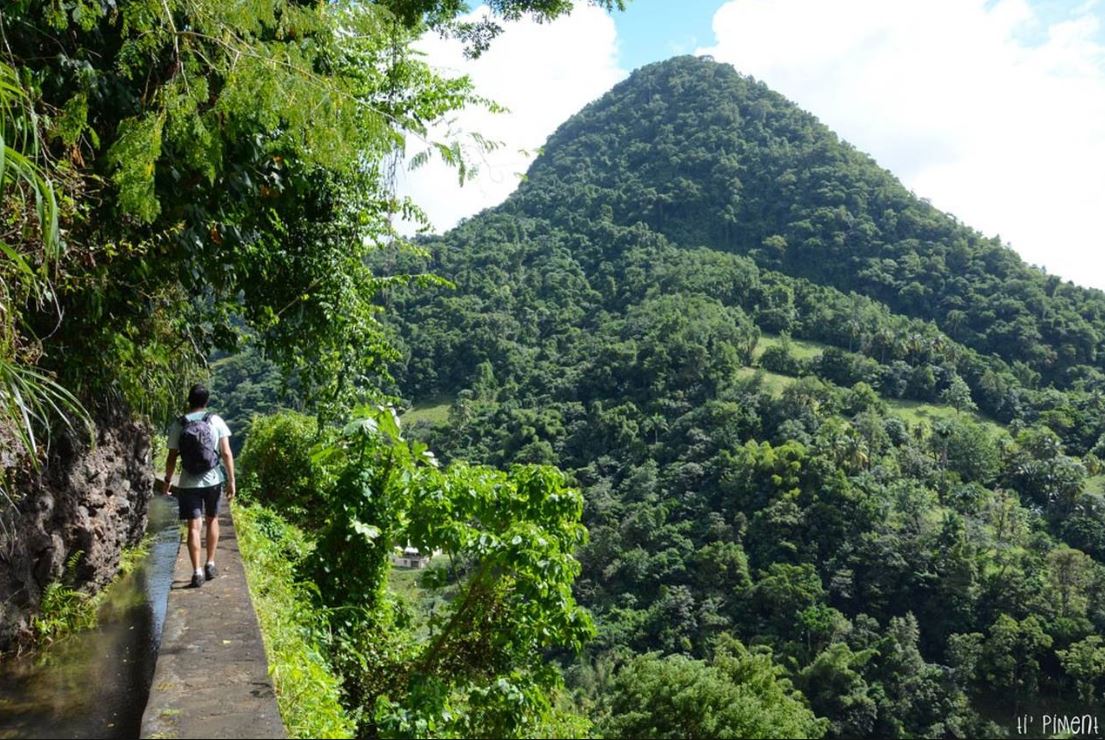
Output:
[220, 437, 236, 500]
[163, 449, 178, 496]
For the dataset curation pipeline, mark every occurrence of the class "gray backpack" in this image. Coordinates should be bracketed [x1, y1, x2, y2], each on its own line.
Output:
[179, 413, 219, 475]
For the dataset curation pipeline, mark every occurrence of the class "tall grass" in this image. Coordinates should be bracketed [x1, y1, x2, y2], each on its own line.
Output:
[0, 359, 93, 462]
[0, 61, 92, 541]
[234, 502, 355, 739]
[0, 61, 60, 268]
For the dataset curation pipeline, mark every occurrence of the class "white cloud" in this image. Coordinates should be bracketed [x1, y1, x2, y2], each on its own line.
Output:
[698, 0, 1105, 291]
[394, 5, 626, 234]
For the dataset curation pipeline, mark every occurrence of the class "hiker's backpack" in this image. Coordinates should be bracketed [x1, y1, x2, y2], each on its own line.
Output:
[178, 413, 220, 475]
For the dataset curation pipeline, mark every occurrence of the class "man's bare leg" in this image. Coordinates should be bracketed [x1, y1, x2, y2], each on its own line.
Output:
[205, 515, 219, 566]
[187, 517, 203, 572]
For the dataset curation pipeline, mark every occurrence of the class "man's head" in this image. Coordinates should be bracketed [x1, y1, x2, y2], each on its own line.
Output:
[187, 383, 210, 410]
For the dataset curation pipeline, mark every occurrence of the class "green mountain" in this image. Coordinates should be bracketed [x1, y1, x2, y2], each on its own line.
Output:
[382, 56, 1105, 738]
[506, 56, 1105, 384]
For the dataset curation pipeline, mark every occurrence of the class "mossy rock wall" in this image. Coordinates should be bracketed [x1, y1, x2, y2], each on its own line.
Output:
[0, 416, 153, 650]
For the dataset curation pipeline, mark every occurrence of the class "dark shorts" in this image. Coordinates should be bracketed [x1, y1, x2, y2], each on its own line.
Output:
[177, 484, 222, 521]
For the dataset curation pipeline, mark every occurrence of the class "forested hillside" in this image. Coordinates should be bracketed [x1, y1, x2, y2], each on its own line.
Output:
[9, 4, 1105, 733]
[2, 3, 624, 734]
[507, 56, 1105, 387]
[380, 56, 1105, 737]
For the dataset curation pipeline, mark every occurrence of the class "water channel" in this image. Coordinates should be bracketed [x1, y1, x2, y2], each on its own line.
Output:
[0, 496, 179, 739]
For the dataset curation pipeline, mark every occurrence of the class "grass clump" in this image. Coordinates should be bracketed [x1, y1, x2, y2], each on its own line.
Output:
[33, 552, 99, 643]
[32, 537, 150, 645]
[234, 501, 355, 739]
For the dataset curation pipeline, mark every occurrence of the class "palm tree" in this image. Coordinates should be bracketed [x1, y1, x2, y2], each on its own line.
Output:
[841, 426, 870, 473]
[643, 412, 668, 445]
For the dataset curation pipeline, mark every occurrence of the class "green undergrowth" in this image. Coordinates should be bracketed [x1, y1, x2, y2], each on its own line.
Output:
[754, 333, 828, 361]
[33, 553, 101, 644]
[887, 398, 1005, 436]
[150, 434, 169, 479]
[387, 559, 458, 641]
[234, 501, 355, 739]
[32, 536, 151, 646]
[1088, 475, 1105, 495]
[735, 366, 796, 396]
[400, 396, 453, 427]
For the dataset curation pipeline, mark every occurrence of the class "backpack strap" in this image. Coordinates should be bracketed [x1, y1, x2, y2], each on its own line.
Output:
[202, 412, 213, 422]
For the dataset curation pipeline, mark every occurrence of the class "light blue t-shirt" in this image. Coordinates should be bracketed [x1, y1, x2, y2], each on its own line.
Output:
[167, 411, 231, 489]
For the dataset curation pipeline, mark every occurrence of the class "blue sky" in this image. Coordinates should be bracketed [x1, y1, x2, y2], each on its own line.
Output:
[612, 0, 1105, 70]
[1020, 0, 1105, 40]
[612, 0, 720, 70]
[402, 0, 1105, 290]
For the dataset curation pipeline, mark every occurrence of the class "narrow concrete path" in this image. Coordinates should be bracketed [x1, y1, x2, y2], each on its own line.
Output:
[141, 509, 286, 739]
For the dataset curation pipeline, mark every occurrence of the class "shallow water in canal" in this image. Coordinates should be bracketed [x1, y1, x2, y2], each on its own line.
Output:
[0, 497, 179, 739]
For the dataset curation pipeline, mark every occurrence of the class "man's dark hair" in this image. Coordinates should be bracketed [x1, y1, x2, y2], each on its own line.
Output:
[187, 384, 210, 410]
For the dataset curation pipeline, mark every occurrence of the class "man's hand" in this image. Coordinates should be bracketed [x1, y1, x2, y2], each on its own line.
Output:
[163, 449, 179, 497]
[219, 436, 236, 503]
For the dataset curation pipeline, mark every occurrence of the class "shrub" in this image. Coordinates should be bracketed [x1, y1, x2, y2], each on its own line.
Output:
[761, 345, 803, 376]
[238, 412, 336, 529]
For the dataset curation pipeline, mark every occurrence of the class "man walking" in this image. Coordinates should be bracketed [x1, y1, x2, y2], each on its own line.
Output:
[162, 384, 236, 588]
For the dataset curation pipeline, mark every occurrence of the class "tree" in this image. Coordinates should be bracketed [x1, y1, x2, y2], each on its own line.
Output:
[941, 374, 977, 415]
[1057, 635, 1105, 703]
[692, 540, 752, 592]
[749, 563, 825, 637]
[870, 614, 976, 737]
[941, 419, 1000, 485]
[842, 381, 885, 417]
[798, 642, 877, 738]
[980, 614, 1053, 700]
[598, 636, 826, 739]
[1, 0, 623, 424]
[268, 407, 596, 737]
[1047, 545, 1094, 620]
[1005, 426, 1087, 513]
